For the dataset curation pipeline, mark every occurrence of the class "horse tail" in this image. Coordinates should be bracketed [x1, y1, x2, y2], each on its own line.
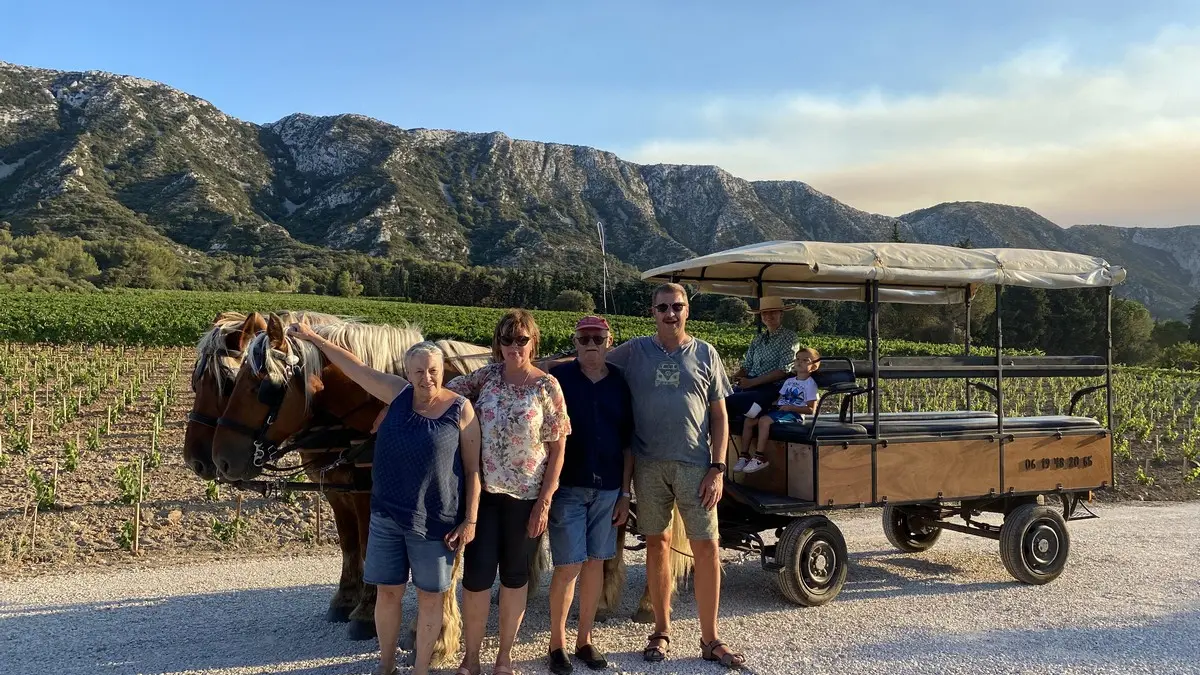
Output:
[669, 503, 694, 590]
[431, 547, 464, 667]
[599, 524, 627, 614]
[525, 532, 550, 599]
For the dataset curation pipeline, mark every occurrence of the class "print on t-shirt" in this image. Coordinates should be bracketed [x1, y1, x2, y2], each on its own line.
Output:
[654, 361, 680, 388]
[777, 376, 818, 408]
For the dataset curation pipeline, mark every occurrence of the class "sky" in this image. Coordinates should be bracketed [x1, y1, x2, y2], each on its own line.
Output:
[5, 0, 1200, 226]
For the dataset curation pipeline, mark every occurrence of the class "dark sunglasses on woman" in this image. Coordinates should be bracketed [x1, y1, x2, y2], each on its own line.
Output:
[654, 302, 686, 313]
[499, 335, 532, 347]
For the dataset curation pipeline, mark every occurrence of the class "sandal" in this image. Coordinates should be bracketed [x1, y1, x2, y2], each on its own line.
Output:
[701, 638, 746, 669]
[492, 665, 515, 675]
[643, 632, 670, 662]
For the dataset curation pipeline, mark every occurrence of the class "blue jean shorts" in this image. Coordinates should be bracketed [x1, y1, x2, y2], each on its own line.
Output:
[767, 410, 799, 424]
[363, 512, 455, 593]
[548, 486, 621, 566]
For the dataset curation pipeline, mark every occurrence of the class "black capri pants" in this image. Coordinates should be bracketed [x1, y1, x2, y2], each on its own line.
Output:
[462, 490, 539, 592]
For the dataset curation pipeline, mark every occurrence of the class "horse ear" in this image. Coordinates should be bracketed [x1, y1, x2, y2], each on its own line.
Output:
[234, 312, 267, 351]
[267, 313, 286, 349]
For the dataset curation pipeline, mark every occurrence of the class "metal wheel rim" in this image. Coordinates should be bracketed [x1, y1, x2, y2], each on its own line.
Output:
[896, 510, 936, 542]
[1024, 521, 1062, 570]
[802, 538, 836, 588]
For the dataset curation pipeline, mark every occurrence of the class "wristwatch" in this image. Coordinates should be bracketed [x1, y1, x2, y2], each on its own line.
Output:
[709, 462, 727, 472]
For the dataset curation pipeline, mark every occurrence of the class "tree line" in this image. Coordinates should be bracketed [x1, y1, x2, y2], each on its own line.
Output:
[1, 226, 1194, 367]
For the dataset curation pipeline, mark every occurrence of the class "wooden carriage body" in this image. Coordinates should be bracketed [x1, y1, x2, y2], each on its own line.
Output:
[641, 240, 1125, 605]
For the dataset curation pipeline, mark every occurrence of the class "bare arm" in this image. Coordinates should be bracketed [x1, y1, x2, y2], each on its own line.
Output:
[289, 324, 408, 403]
[709, 398, 729, 466]
[448, 400, 481, 549]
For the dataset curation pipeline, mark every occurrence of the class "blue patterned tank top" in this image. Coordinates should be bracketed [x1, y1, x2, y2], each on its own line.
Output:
[371, 386, 465, 539]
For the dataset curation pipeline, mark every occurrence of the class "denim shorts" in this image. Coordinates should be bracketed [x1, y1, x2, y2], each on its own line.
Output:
[548, 486, 621, 566]
[363, 512, 455, 593]
[767, 410, 799, 424]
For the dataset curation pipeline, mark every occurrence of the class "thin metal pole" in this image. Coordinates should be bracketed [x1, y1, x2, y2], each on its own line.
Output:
[865, 281, 874, 416]
[964, 291, 973, 409]
[871, 280, 881, 504]
[996, 285, 1006, 492]
[1106, 286, 1115, 487]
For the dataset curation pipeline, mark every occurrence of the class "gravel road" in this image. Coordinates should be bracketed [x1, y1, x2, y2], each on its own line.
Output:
[3, 501, 1198, 675]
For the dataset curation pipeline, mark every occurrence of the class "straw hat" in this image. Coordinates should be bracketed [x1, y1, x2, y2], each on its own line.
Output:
[751, 296, 795, 313]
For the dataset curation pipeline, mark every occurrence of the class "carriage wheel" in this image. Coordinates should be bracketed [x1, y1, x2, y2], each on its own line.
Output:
[774, 516, 848, 607]
[881, 505, 942, 553]
[999, 503, 1071, 585]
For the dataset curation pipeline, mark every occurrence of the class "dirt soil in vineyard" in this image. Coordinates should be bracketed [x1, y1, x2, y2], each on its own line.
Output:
[1, 347, 1196, 579]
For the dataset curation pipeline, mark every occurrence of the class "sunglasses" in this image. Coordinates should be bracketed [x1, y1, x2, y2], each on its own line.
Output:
[654, 302, 687, 313]
[574, 335, 607, 346]
[499, 335, 532, 347]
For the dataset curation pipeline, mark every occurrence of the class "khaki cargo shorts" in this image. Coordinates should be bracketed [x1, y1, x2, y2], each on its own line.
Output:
[633, 457, 719, 540]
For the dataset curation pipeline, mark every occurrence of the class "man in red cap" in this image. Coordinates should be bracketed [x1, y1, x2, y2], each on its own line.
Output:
[544, 315, 634, 674]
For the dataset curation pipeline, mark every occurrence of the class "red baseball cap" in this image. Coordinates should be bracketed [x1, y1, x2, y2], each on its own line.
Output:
[575, 315, 611, 331]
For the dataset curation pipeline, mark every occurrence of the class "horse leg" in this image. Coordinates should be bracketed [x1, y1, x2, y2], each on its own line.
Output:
[346, 492, 378, 641]
[322, 491, 360, 624]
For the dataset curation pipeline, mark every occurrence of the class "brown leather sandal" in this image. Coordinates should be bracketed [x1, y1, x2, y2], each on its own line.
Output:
[701, 638, 746, 669]
[643, 632, 670, 662]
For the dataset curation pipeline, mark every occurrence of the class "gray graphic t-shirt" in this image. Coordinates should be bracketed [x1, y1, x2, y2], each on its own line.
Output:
[607, 336, 733, 466]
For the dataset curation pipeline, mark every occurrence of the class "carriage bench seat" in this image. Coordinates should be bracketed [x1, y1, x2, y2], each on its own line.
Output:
[765, 414, 1102, 443]
[859, 414, 1102, 437]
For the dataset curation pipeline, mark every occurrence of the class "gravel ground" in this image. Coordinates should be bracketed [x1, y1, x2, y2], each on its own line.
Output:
[3, 501, 1198, 675]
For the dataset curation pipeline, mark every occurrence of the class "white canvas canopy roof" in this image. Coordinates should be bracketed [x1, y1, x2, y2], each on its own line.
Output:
[641, 241, 1126, 305]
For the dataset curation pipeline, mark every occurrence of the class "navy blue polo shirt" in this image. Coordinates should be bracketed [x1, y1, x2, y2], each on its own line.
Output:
[549, 360, 633, 491]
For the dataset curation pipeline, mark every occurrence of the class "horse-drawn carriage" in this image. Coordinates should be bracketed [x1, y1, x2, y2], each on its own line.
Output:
[636, 240, 1124, 605]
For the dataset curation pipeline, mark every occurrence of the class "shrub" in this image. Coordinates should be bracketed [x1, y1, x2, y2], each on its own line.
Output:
[549, 289, 596, 313]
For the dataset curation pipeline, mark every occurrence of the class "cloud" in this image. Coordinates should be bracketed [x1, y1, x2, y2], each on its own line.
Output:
[627, 25, 1200, 226]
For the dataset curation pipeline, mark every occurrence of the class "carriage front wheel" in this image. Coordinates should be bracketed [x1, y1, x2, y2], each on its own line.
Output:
[774, 515, 848, 607]
[999, 503, 1071, 585]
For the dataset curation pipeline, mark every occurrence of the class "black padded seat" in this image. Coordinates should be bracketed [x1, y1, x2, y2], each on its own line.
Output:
[853, 411, 996, 422]
[861, 414, 1102, 436]
[768, 420, 868, 443]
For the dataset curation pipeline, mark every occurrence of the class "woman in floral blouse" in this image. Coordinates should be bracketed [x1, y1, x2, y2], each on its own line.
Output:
[446, 309, 571, 675]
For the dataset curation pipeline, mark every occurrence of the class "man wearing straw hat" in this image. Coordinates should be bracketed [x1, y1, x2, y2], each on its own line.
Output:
[725, 296, 800, 469]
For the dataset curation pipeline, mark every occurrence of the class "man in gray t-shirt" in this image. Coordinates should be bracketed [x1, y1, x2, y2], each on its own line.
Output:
[606, 283, 744, 668]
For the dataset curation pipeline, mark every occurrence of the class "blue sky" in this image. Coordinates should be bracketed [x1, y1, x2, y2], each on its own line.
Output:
[6, 1, 1200, 225]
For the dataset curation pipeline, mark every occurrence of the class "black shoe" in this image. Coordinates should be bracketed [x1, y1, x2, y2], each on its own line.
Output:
[549, 648, 574, 675]
[575, 644, 608, 670]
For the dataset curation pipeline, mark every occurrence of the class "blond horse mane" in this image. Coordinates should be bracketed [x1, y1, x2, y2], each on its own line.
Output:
[194, 311, 346, 396]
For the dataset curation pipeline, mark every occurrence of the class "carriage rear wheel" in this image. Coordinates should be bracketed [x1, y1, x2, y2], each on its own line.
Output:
[774, 516, 848, 607]
[881, 505, 942, 552]
[999, 503, 1071, 585]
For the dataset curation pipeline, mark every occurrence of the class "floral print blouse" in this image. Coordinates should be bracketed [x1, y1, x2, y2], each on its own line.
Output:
[446, 363, 572, 500]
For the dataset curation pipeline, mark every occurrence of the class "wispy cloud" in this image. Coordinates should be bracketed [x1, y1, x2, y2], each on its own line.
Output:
[628, 25, 1200, 226]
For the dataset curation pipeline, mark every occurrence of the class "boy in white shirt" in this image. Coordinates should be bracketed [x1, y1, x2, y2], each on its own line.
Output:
[734, 348, 820, 474]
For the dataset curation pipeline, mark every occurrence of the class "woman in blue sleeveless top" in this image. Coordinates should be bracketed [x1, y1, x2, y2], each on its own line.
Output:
[287, 327, 482, 675]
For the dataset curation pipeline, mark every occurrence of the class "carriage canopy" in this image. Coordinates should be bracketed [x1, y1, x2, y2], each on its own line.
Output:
[640, 241, 1126, 305]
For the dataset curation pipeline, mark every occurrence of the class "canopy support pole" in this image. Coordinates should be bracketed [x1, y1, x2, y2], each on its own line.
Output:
[870, 280, 881, 503]
[964, 292, 972, 410]
[996, 284, 1006, 492]
[1105, 286, 1115, 487]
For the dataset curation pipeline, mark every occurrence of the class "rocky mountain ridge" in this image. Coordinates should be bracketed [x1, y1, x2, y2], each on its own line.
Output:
[0, 61, 1196, 317]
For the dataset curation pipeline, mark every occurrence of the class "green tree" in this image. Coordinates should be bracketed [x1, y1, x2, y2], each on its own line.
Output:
[712, 297, 752, 325]
[1112, 298, 1156, 364]
[1152, 320, 1189, 348]
[782, 305, 819, 334]
[550, 289, 596, 313]
[1189, 300, 1200, 343]
[333, 270, 363, 298]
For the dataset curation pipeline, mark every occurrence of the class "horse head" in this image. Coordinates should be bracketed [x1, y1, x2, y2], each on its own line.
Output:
[183, 311, 265, 479]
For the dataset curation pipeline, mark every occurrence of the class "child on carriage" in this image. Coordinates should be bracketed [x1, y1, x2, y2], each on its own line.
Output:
[734, 347, 820, 474]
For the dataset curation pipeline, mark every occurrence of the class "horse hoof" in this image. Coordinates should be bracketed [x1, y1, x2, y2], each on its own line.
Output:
[346, 619, 377, 641]
[398, 629, 416, 652]
[325, 606, 352, 623]
[631, 608, 655, 624]
[594, 609, 610, 624]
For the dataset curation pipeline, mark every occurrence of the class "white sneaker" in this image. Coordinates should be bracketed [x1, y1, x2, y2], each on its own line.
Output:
[743, 457, 770, 474]
[733, 456, 750, 473]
